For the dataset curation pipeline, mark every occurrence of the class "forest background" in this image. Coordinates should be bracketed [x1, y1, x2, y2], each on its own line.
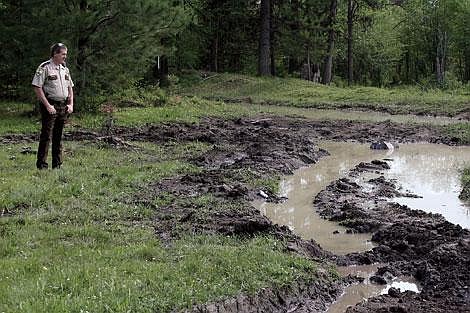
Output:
[1, 0, 470, 111]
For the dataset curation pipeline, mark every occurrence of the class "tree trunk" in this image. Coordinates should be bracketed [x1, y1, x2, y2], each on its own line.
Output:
[307, 47, 312, 81]
[258, 0, 271, 76]
[270, 2, 276, 77]
[210, 22, 219, 72]
[464, 50, 470, 82]
[322, 0, 337, 85]
[154, 55, 170, 87]
[76, 0, 89, 95]
[347, 0, 354, 85]
[436, 30, 447, 85]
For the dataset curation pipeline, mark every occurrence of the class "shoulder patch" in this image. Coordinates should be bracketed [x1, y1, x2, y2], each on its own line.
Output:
[35, 67, 44, 75]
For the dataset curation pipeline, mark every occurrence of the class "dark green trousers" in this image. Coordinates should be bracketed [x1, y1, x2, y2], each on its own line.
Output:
[36, 102, 68, 169]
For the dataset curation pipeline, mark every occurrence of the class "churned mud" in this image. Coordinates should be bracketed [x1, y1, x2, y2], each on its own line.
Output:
[315, 159, 470, 313]
[3, 116, 469, 312]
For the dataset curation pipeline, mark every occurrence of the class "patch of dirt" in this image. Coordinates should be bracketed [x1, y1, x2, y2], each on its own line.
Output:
[181, 272, 359, 313]
[3, 116, 469, 312]
[315, 160, 470, 312]
[105, 117, 462, 146]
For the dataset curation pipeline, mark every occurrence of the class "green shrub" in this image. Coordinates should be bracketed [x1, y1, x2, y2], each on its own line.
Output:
[460, 168, 470, 200]
[110, 86, 168, 107]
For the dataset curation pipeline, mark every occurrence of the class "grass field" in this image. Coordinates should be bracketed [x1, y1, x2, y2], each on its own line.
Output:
[1, 74, 469, 312]
[176, 73, 470, 117]
[0, 141, 319, 312]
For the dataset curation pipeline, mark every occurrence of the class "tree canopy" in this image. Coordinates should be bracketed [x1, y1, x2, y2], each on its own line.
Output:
[1, 0, 470, 110]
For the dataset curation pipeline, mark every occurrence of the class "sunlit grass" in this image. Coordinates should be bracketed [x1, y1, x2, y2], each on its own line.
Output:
[176, 73, 470, 117]
[460, 167, 470, 200]
[0, 142, 320, 312]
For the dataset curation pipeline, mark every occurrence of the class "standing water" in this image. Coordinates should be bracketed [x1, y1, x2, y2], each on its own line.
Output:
[383, 144, 470, 228]
[254, 141, 470, 312]
[255, 141, 470, 255]
[255, 141, 387, 254]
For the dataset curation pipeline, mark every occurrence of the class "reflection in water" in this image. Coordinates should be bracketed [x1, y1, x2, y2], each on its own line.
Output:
[255, 142, 388, 255]
[327, 265, 420, 313]
[254, 141, 468, 312]
[255, 142, 470, 256]
[383, 144, 470, 229]
[380, 281, 419, 295]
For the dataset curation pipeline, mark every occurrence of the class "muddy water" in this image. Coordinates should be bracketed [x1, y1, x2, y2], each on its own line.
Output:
[256, 142, 470, 255]
[327, 265, 420, 313]
[253, 105, 465, 126]
[255, 142, 388, 254]
[255, 141, 468, 312]
[382, 144, 470, 229]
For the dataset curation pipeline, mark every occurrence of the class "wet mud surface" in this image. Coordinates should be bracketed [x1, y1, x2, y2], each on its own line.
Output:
[315, 161, 470, 312]
[3, 116, 469, 312]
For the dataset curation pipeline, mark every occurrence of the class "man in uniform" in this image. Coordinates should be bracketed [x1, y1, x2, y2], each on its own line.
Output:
[32, 43, 74, 169]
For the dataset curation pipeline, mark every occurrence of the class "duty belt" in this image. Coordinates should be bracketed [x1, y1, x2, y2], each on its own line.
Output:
[47, 98, 67, 106]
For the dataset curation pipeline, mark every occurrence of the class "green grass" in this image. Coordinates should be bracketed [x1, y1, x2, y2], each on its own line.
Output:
[2, 75, 468, 311]
[442, 123, 470, 145]
[1, 224, 316, 313]
[460, 167, 470, 200]
[176, 73, 470, 117]
[0, 142, 320, 312]
[0, 98, 254, 135]
[0, 102, 39, 134]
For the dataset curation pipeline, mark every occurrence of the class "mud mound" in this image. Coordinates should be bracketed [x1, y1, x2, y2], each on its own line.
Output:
[315, 160, 470, 312]
[125, 118, 330, 242]
[181, 271, 349, 313]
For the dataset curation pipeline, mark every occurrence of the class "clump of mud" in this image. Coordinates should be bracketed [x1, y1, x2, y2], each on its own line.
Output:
[315, 159, 470, 313]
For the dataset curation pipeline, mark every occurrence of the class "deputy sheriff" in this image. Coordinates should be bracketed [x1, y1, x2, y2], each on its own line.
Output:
[32, 43, 74, 169]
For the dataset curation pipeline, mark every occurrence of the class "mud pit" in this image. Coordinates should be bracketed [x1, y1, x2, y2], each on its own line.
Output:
[3, 116, 469, 312]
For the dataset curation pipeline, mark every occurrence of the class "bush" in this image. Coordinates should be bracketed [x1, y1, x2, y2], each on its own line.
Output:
[460, 168, 470, 200]
[442, 71, 463, 90]
[110, 86, 168, 108]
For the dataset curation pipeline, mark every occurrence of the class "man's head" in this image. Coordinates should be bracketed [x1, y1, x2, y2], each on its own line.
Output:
[50, 43, 68, 64]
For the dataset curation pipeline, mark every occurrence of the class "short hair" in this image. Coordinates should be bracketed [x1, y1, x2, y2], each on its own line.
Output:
[50, 43, 67, 57]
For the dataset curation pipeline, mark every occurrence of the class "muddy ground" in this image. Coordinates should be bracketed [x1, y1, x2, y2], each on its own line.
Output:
[3, 116, 469, 312]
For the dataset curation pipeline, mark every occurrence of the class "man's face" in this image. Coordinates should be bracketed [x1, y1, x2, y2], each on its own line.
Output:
[53, 48, 67, 64]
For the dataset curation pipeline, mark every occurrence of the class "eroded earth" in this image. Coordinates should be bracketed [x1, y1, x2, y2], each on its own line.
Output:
[3, 116, 469, 312]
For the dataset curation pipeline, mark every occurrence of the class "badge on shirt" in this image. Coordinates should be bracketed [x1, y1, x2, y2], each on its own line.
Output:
[36, 68, 43, 75]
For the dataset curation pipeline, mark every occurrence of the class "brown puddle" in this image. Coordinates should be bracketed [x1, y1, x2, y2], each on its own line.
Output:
[255, 142, 470, 256]
[255, 141, 389, 255]
[327, 265, 420, 313]
[381, 144, 470, 229]
[254, 141, 469, 312]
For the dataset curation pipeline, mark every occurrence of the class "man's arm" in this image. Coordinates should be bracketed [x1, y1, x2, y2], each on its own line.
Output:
[33, 86, 56, 114]
[67, 86, 73, 113]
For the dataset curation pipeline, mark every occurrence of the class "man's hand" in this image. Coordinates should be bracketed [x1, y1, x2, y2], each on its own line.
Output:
[67, 104, 73, 114]
[46, 104, 56, 114]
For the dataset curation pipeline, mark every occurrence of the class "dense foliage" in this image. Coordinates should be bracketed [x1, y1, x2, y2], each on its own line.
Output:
[0, 1, 188, 109]
[1, 0, 470, 111]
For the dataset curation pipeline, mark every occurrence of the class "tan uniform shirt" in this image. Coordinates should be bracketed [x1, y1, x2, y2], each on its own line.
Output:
[32, 60, 74, 101]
